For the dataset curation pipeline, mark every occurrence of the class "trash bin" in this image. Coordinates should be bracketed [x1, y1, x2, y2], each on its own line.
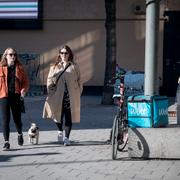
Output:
[128, 95, 168, 128]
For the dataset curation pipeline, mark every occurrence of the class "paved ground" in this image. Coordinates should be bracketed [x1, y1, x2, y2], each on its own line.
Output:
[0, 96, 180, 180]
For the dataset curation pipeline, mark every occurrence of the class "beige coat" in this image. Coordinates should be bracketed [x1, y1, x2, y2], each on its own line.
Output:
[42, 62, 83, 123]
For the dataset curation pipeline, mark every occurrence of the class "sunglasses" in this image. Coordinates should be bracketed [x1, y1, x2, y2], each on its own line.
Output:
[60, 52, 68, 55]
[7, 53, 16, 57]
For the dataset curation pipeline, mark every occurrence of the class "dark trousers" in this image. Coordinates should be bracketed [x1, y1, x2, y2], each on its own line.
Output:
[56, 103, 72, 139]
[0, 94, 22, 141]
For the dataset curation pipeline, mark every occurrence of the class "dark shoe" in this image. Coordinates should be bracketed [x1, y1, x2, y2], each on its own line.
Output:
[18, 134, 24, 146]
[3, 142, 10, 151]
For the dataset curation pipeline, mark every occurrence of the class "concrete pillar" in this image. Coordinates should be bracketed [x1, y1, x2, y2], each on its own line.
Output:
[144, 0, 160, 95]
[128, 127, 180, 159]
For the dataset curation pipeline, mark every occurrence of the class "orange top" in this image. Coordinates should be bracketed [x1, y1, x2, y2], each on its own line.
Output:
[0, 64, 29, 98]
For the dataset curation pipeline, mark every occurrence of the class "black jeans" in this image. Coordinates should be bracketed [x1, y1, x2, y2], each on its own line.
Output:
[56, 106, 72, 138]
[0, 94, 22, 141]
[56, 89, 72, 138]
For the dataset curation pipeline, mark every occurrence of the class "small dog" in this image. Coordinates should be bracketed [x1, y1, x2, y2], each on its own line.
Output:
[28, 123, 39, 144]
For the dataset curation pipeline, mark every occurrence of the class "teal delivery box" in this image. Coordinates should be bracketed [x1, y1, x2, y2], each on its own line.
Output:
[128, 95, 168, 127]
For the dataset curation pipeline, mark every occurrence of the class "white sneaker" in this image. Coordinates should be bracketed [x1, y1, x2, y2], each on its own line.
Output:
[64, 137, 70, 146]
[57, 131, 63, 143]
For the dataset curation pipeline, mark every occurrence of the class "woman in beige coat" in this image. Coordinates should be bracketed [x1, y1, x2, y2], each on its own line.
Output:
[43, 45, 83, 146]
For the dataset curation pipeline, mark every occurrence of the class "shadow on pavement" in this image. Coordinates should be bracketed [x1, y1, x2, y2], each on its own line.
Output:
[0, 152, 60, 163]
[32, 140, 110, 146]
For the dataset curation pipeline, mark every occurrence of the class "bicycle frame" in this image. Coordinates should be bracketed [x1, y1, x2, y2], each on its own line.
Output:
[111, 74, 129, 160]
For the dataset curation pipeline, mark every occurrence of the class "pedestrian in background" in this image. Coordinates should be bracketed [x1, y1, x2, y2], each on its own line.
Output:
[43, 45, 83, 146]
[176, 76, 180, 104]
[0, 47, 29, 151]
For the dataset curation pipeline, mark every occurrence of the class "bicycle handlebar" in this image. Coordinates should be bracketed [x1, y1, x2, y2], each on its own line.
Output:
[108, 74, 125, 85]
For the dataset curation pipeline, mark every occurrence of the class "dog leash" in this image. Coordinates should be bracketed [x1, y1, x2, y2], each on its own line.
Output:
[22, 97, 35, 124]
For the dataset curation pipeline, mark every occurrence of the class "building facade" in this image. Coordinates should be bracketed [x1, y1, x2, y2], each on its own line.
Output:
[0, 0, 179, 96]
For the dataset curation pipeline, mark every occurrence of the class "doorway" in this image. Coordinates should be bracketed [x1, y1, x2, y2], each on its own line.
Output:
[163, 11, 180, 96]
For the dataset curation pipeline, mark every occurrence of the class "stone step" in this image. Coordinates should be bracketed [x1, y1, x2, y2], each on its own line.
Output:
[128, 125, 180, 159]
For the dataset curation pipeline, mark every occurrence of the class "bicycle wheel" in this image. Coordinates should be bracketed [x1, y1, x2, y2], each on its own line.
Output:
[111, 115, 119, 160]
[117, 118, 128, 151]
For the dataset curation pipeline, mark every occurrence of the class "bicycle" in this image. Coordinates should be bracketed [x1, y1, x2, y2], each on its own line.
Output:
[111, 73, 128, 160]
[110, 70, 144, 160]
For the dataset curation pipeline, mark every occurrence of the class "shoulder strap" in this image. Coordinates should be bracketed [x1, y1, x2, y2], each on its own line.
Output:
[55, 63, 70, 84]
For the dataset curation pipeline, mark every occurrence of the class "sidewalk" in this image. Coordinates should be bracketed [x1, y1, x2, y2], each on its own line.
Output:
[0, 96, 180, 180]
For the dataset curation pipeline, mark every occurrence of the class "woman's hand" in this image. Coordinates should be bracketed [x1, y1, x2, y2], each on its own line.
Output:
[21, 89, 26, 97]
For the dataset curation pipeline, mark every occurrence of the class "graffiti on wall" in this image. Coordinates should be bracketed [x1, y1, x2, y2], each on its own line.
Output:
[20, 54, 40, 84]
[19, 54, 44, 96]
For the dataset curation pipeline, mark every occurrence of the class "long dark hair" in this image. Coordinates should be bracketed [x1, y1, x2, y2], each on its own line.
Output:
[54, 45, 74, 66]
